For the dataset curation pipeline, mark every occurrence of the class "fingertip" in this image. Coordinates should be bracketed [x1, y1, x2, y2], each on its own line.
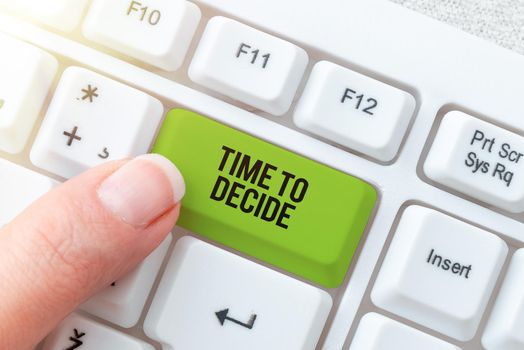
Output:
[138, 154, 186, 204]
[97, 155, 185, 228]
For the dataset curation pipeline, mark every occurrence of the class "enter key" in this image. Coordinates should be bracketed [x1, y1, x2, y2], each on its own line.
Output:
[152, 109, 377, 288]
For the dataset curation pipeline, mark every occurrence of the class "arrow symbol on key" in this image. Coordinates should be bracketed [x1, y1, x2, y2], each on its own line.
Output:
[215, 308, 257, 330]
[65, 328, 85, 350]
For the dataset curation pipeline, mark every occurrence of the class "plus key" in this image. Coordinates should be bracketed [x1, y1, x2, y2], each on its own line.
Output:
[31, 67, 163, 179]
[63, 126, 82, 146]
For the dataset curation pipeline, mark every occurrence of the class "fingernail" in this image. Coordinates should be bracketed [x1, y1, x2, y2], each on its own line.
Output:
[97, 154, 185, 227]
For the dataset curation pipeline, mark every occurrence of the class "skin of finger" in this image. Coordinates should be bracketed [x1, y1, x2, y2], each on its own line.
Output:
[0, 160, 178, 350]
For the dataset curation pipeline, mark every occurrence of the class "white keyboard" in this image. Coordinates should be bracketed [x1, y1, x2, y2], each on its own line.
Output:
[1, 1, 524, 349]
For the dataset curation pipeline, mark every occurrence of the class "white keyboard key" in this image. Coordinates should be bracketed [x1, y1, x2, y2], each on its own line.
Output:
[144, 237, 332, 350]
[0, 0, 89, 32]
[482, 249, 524, 349]
[0, 32, 57, 154]
[188, 16, 308, 116]
[0, 159, 56, 226]
[371, 206, 507, 341]
[350, 313, 461, 350]
[80, 236, 171, 328]
[43, 313, 154, 350]
[83, 0, 201, 71]
[425, 111, 524, 213]
[30, 67, 163, 179]
[294, 61, 415, 162]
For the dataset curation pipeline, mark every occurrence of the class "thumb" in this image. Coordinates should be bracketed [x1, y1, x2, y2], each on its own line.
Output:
[0, 154, 185, 350]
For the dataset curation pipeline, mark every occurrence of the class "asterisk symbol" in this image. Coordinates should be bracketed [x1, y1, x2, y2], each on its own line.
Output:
[81, 84, 99, 103]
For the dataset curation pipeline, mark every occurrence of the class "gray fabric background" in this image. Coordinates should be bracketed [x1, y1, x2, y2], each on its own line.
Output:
[391, 0, 524, 54]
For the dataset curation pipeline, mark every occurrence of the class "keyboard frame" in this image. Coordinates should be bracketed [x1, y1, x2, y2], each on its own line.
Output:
[2, 0, 524, 349]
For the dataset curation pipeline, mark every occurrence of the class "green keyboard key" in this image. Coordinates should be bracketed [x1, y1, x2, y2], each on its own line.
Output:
[152, 109, 377, 288]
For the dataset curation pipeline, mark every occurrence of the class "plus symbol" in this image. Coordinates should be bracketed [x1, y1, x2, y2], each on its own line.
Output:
[63, 126, 82, 146]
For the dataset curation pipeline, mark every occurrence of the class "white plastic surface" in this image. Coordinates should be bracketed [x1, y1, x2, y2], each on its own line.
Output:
[0, 158, 56, 226]
[80, 236, 171, 328]
[188, 16, 308, 116]
[144, 237, 332, 350]
[180, 3, 524, 346]
[1, 0, 524, 349]
[371, 206, 507, 341]
[425, 110, 524, 213]
[0, 0, 88, 31]
[482, 249, 524, 350]
[350, 313, 460, 350]
[83, 0, 201, 71]
[0, 32, 57, 154]
[294, 61, 416, 162]
[43, 313, 154, 350]
[30, 66, 164, 179]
